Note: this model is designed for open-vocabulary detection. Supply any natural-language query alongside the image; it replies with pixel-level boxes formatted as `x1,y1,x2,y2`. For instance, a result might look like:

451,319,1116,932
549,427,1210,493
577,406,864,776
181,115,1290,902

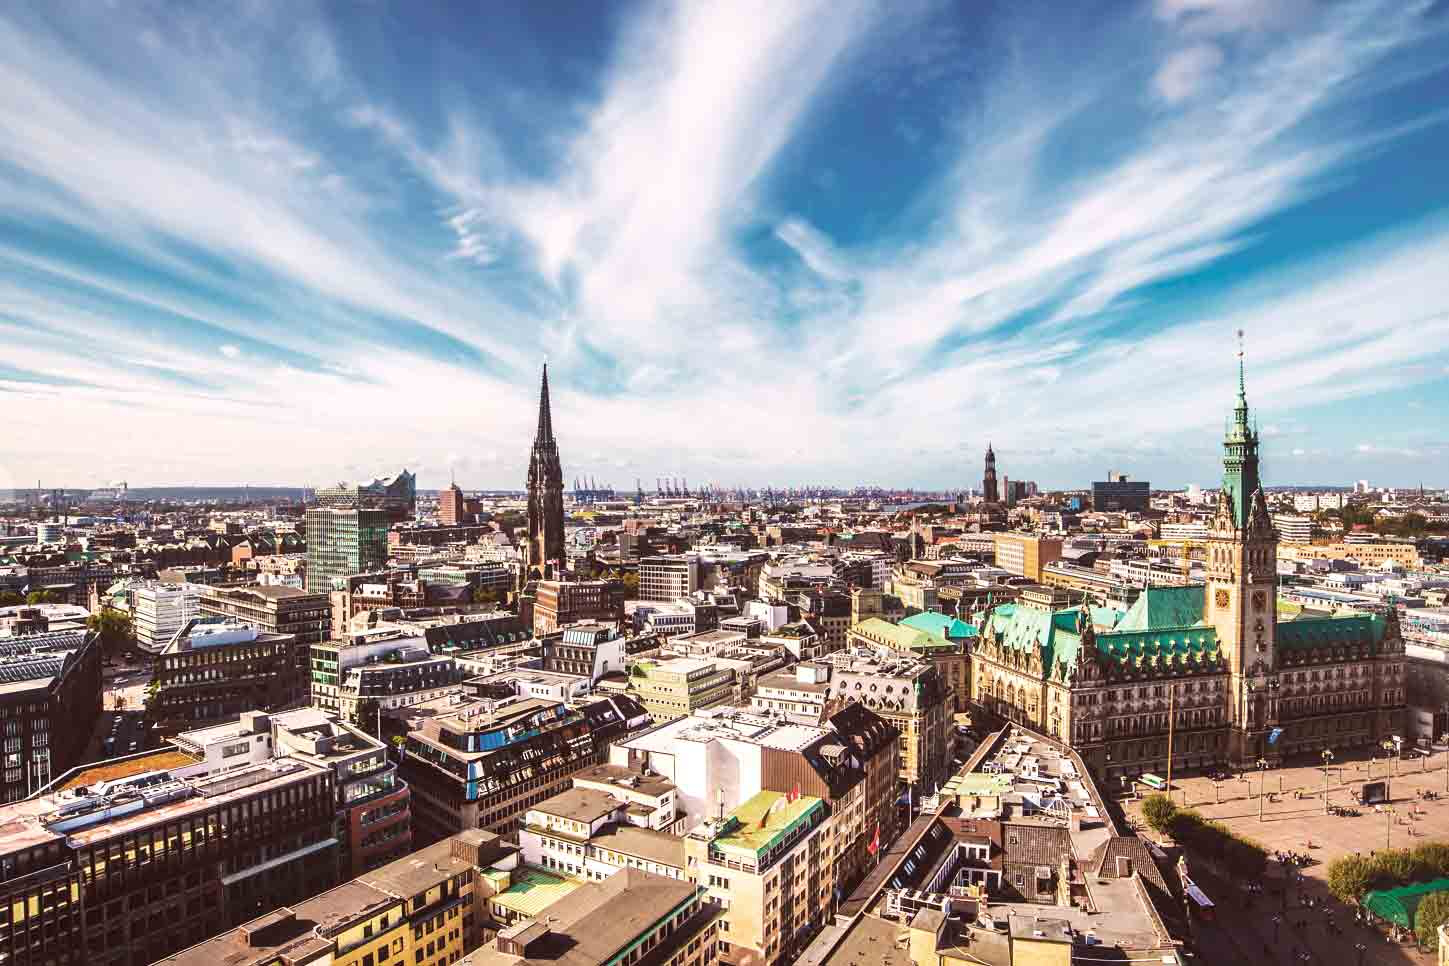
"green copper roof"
986,598,1222,675
983,603,1085,673
1096,627,1221,668
853,617,935,650
1114,586,1206,632
1276,614,1384,652
900,611,979,641
713,791,823,859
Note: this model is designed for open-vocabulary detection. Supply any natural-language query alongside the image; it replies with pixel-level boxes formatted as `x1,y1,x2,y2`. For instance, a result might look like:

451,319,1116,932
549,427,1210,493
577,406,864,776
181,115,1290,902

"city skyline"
3,1,1449,491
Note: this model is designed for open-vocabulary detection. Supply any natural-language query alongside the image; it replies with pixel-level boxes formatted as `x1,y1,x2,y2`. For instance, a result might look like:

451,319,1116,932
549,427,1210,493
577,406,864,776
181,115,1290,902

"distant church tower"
982,444,999,503
1204,334,1280,764
524,364,565,582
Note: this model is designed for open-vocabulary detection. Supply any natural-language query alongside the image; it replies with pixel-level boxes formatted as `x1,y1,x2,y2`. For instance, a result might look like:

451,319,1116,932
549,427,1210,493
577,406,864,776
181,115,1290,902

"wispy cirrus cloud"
0,0,1447,489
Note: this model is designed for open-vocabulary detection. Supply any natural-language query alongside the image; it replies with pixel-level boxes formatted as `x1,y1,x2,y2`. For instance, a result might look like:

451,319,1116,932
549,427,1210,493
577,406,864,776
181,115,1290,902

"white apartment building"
131,581,203,648
1273,513,1314,544
518,773,687,882
1158,522,1209,541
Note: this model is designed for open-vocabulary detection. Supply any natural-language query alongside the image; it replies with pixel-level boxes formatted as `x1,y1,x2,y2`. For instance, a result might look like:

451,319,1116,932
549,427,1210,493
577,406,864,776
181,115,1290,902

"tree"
470,586,500,608
1141,793,1176,834
87,606,134,662
1328,854,1377,903
1417,891,1449,950
0,591,23,607
26,589,60,605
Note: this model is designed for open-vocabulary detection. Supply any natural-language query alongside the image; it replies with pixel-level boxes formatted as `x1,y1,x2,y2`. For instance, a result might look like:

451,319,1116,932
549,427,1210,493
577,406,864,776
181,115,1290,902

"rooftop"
464,869,700,966
710,790,823,858
360,832,504,898
487,866,583,920
570,762,676,799
530,787,621,825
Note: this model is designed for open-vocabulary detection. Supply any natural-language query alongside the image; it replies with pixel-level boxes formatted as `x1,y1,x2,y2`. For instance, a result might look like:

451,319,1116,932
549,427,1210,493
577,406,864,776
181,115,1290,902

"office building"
992,532,1063,582
306,506,395,594
0,747,338,966
639,554,700,602
0,630,101,802
825,648,951,792
339,651,461,727
155,831,518,966
684,790,833,966
131,582,203,649
1091,473,1151,513
150,619,310,733
523,366,565,583
531,580,616,635
627,657,736,722
399,692,650,843
439,483,482,526
169,708,412,878
535,623,627,681
1272,513,1313,544
611,701,899,892
518,780,686,881
850,613,977,715
199,584,332,644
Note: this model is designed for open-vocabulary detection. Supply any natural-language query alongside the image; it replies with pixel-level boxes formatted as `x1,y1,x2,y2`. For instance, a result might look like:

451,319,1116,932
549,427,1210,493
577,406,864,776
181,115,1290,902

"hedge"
1328,842,1449,904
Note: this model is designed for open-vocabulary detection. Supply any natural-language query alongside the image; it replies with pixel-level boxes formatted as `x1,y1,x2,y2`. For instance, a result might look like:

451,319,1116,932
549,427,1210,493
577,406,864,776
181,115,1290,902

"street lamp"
1355,941,1367,966
1441,733,1449,794
1322,748,1334,815
1385,806,1395,850
1257,758,1269,822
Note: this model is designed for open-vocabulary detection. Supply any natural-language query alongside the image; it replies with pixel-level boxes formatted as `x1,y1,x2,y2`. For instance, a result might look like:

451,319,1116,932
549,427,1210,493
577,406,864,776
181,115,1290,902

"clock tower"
1205,336,1280,764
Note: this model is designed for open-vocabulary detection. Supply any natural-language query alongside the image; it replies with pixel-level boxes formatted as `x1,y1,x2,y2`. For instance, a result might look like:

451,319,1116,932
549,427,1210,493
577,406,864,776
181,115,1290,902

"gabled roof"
1276,613,1384,652
1113,586,1205,632
982,603,1085,673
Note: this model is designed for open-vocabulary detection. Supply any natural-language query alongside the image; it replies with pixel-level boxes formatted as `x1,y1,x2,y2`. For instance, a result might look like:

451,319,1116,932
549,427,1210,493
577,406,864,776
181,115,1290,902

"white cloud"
1155,0,1313,35
219,344,241,359
1154,44,1224,102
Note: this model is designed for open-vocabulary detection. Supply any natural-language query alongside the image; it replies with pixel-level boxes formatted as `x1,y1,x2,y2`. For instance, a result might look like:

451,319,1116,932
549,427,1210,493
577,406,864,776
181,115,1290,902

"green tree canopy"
1416,891,1449,950
87,606,134,660
1141,794,1176,834
1327,854,1376,903
0,591,23,607
26,589,61,605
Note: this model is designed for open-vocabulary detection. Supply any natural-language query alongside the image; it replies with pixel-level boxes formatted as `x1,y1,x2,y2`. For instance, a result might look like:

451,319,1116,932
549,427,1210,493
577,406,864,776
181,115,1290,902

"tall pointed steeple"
525,363,565,582
536,363,555,443
1221,329,1261,529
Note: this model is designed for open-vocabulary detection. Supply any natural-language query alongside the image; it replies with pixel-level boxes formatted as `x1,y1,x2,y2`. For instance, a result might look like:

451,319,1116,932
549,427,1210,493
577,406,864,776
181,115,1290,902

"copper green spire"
1221,330,1260,528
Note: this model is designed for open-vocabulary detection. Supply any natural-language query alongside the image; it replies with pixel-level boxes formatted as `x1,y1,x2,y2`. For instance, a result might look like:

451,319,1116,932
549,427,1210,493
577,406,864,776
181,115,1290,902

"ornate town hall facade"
971,360,1406,781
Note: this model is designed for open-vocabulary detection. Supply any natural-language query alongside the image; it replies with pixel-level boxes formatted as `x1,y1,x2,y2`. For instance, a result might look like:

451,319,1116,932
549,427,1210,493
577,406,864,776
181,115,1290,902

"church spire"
1221,330,1261,528
535,363,555,444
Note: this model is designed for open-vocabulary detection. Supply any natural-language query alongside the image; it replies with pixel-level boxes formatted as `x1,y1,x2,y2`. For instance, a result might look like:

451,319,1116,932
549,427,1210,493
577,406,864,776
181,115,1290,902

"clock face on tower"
1215,589,1230,608
1252,590,1267,610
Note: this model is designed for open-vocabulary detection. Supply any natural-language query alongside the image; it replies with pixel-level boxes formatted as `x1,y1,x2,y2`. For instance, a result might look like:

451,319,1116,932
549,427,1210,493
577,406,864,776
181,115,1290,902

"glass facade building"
305,506,392,593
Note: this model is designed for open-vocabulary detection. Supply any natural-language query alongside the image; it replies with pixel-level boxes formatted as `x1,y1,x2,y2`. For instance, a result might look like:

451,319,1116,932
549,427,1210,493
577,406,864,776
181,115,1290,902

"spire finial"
535,363,554,442
1236,328,1246,400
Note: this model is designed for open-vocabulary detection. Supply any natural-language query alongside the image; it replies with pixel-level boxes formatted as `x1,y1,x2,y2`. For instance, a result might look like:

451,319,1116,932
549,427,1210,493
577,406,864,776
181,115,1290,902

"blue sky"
2,0,1449,492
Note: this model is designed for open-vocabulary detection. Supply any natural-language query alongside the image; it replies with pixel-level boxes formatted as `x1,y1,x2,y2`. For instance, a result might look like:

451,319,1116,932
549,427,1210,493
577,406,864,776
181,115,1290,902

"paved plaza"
1125,751,1449,965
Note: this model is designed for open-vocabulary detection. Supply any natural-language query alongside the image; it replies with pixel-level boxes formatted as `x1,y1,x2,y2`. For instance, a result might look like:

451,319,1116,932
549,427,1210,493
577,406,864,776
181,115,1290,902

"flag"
791,781,800,803
867,824,880,856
